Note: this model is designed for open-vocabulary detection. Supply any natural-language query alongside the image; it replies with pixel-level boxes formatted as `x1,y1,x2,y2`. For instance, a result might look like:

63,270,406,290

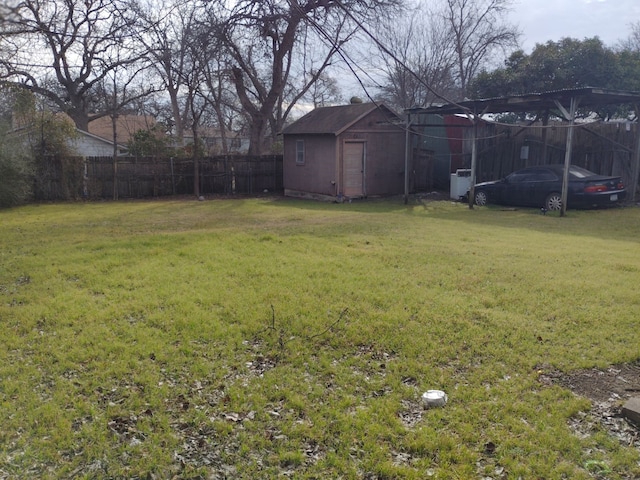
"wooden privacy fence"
79,155,283,199
473,121,639,190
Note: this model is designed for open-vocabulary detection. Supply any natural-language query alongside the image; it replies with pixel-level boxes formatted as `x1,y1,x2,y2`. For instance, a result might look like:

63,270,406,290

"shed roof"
406,87,640,116
282,102,400,136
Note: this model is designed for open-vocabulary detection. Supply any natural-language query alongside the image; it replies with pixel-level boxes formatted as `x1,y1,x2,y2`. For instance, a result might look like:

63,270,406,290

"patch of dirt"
538,362,640,451
554,363,640,403
414,191,451,201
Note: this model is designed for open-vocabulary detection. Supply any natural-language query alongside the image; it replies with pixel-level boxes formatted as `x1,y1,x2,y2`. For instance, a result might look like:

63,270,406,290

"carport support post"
468,118,478,209
631,105,640,203
540,111,550,165
558,96,579,217
404,113,412,204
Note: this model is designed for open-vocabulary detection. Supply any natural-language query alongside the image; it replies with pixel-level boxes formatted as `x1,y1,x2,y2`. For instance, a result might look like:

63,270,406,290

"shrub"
0,126,33,208
25,111,81,201
127,126,169,157
32,154,85,201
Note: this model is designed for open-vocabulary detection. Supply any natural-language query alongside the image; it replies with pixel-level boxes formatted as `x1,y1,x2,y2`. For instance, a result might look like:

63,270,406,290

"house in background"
87,114,157,146
61,113,156,157
67,114,158,156
70,129,128,156
182,126,250,155
9,111,131,156
281,101,406,201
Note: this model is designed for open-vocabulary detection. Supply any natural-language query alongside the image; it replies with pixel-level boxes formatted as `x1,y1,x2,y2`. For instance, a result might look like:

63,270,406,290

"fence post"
112,155,118,200
170,157,175,195
224,155,229,194
232,164,236,194
630,118,640,203
83,157,88,198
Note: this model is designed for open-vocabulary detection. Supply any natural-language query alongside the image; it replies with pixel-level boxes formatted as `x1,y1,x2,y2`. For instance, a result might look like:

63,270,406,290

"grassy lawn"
1,196,640,479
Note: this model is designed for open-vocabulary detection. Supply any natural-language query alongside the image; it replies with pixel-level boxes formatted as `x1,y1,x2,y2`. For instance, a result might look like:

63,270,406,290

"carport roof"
406,87,640,116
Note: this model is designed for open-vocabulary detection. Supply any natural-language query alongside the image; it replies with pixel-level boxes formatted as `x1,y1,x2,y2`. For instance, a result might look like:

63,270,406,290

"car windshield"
568,166,597,178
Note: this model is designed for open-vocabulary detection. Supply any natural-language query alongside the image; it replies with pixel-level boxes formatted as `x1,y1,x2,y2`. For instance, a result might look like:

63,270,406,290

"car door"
502,171,530,206
527,168,560,207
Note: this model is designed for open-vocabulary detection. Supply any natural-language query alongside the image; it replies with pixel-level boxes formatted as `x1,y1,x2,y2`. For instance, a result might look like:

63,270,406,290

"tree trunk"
66,107,91,132
169,85,185,145
247,114,268,156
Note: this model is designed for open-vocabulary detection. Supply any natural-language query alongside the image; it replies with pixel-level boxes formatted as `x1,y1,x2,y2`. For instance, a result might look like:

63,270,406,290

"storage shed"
282,102,406,201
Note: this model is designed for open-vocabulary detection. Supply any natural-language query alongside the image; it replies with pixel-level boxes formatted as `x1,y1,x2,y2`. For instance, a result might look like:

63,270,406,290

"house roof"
88,114,156,144
282,102,401,136
75,128,127,149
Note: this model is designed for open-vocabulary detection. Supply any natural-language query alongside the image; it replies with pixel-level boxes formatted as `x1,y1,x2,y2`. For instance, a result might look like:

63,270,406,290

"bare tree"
274,17,351,133
182,22,213,198
306,71,342,108
133,0,206,145
377,2,458,109
201,47,243,157
618,21,640,52
196,6,246,157
442,0,519,99
217,0,402,155
92,61,154,199
137,1,213,196
0,0,151,130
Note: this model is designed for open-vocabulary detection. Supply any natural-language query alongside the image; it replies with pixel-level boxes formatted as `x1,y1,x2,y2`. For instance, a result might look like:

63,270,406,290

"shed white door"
343,142,365,197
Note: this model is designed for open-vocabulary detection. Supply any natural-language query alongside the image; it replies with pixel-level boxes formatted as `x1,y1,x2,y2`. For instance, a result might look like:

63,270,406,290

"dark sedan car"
473,165,626,211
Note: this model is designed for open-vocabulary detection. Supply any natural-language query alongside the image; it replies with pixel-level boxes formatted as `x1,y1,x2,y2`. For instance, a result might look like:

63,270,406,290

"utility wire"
330,0,473,115
304,0,613,137
289,1,518,142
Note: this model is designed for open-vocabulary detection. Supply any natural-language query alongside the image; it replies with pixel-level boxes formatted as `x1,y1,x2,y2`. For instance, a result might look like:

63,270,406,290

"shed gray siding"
283,134,337,197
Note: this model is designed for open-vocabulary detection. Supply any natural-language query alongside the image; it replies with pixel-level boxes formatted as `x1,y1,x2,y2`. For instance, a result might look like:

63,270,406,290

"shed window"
296,140,305,165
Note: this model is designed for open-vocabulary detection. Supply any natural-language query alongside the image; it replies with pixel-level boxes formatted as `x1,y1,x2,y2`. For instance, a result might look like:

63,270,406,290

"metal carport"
405,87,640,216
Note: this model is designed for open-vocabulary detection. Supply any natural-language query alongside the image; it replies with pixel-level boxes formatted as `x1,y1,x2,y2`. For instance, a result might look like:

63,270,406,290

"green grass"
1,197,640,479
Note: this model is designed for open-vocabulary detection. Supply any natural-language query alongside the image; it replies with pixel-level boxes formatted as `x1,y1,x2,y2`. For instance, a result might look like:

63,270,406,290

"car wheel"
545,192,562,211
474,190,489,206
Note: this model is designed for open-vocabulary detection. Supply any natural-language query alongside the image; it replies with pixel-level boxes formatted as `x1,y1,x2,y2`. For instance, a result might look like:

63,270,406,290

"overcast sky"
509,0,640,52
332,0,640,103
